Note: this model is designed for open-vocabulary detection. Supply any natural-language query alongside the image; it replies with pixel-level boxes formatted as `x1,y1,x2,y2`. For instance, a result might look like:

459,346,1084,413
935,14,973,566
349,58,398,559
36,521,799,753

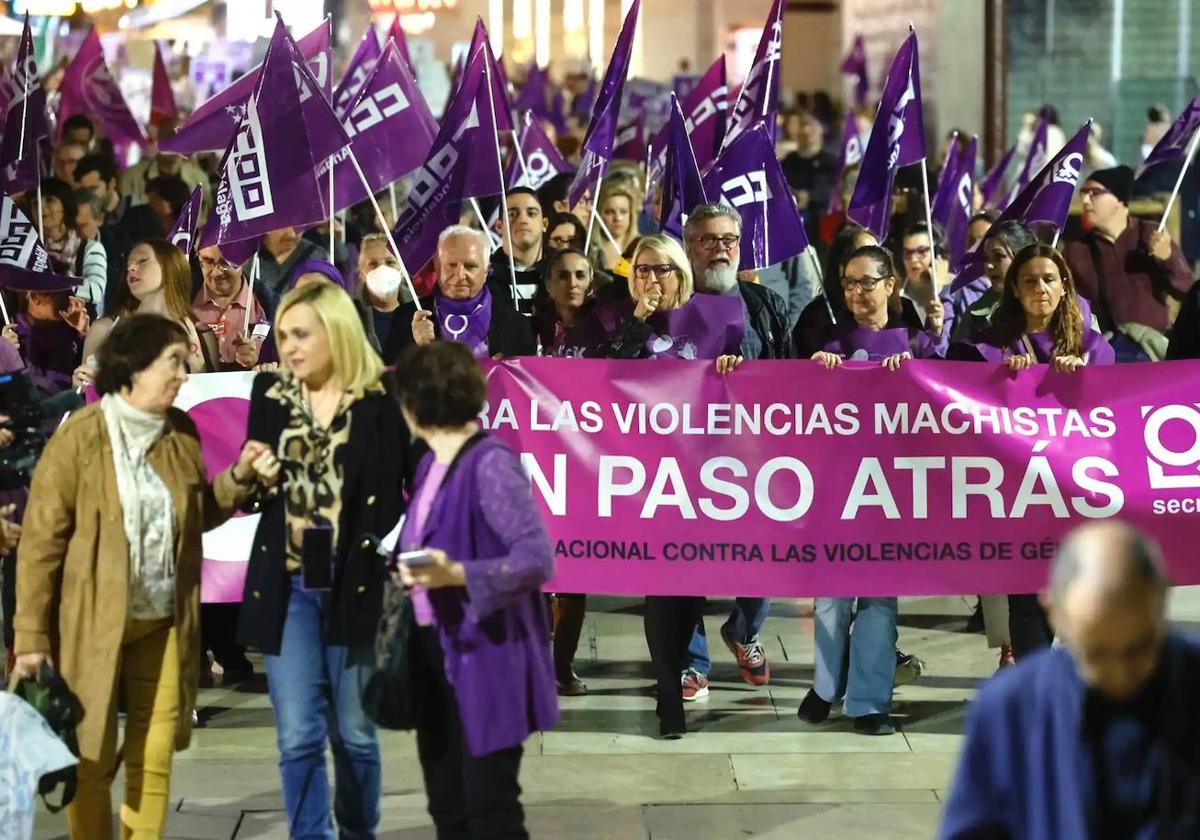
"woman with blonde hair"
73,238,219,388
237,280,413,837
594,177,642,271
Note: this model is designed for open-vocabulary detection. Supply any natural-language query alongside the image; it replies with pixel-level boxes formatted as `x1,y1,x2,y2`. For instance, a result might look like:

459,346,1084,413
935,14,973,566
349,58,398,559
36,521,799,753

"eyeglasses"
633,263,678,279
902,246,931,259
692,234,740,251
1079,187,1111,200
840,275,888,292
199,257,235,273
548,235,577,249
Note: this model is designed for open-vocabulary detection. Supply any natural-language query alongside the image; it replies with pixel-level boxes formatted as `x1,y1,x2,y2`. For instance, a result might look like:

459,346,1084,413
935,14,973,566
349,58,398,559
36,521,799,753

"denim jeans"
812,597,897,717
683,598,771,675
263,580,381,840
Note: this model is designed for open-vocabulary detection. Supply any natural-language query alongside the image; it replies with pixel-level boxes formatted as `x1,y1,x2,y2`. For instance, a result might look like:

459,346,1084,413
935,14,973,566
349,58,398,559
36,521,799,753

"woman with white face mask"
356,234,412,362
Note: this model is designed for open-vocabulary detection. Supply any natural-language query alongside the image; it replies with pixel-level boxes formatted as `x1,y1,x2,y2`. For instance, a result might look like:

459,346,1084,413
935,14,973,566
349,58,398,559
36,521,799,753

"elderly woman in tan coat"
12,314,272,840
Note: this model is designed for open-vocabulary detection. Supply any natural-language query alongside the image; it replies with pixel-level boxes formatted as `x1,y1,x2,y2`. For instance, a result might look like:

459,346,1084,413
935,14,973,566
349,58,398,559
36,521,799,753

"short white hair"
437,224,492,263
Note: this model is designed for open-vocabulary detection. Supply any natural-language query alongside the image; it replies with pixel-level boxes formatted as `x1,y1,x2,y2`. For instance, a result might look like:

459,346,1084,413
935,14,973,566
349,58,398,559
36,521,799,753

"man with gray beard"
670,204,792,702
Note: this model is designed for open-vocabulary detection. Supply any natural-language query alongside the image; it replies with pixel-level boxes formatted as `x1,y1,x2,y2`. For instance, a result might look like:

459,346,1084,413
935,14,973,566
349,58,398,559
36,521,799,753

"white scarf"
100,393,177,620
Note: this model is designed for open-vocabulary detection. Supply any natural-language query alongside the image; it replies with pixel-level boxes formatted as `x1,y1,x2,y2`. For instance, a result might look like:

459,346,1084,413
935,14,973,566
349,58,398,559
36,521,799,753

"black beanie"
1085,165,1134,204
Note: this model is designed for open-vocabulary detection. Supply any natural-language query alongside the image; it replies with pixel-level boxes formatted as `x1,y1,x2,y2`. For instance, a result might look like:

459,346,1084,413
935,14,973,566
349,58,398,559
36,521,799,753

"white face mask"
364,264,403,299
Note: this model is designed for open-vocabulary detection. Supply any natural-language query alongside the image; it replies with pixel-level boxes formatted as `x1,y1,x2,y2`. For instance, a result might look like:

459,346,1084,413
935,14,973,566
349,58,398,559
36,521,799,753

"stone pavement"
34,589,1200,838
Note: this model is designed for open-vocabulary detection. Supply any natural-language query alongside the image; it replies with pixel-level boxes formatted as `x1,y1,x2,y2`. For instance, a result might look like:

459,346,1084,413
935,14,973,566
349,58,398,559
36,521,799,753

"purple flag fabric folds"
572,76,597,122
612,113,645,162
840,34,869,108
647,56,727,197
0,195,78,292
827,110,864,214
151,41,178,126
979,143,1016,209
723,0,783,150
1009,111,1049,205
333,26,381,119
658,95,708,237
168,185,204,255
939,136,977,266
0,18,48,194
930,133,964,227
514,63,548,115
200,17,350,254
59,29,146,149
703,123,809,271
505,112,571,191
319,40,437,214
1138,91,1200,177
163,19,331,154
386,16,416,76
847,29,925,240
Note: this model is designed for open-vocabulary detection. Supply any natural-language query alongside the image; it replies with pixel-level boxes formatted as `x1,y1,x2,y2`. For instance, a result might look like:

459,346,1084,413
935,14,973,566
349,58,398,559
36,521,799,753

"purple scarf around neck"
435,286,493,359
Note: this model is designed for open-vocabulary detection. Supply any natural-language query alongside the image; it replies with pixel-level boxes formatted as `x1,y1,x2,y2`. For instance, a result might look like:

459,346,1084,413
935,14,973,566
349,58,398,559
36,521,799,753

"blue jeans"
683,598,771,675
263,581,381,840
812,597,897,717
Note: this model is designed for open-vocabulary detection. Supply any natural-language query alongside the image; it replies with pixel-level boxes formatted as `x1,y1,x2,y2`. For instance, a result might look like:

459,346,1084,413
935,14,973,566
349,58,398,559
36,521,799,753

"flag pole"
807,247,835,325
482,48,521,310
582,164,606,254
388,182,398,226
919,157,939,292
35,147,43,242
643,141,653,203
345,146,420,305
591,199,623,254
327,160,336,258
469,198,493,238
1158,126,1200,233
243,252,260,336
511,127,530,180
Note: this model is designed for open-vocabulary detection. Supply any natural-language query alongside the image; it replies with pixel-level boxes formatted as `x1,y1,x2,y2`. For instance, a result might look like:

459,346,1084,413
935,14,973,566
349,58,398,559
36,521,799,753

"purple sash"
435,286,493,359
967,328,1115,366
590,295,745,360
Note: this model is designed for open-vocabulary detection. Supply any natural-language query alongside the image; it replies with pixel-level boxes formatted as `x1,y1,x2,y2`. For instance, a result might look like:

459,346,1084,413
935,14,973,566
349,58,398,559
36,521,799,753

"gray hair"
437,224,492,263
684,203,742,237
74,187,105,220
1048,522,1169,604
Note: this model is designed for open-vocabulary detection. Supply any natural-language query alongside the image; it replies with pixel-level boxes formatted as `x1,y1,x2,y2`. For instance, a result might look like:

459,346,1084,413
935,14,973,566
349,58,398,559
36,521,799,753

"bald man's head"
1045,522,1168,700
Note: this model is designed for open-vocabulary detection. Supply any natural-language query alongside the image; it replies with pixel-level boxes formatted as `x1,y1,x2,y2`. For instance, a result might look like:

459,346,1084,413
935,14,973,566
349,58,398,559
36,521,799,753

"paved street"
34,589,1200,838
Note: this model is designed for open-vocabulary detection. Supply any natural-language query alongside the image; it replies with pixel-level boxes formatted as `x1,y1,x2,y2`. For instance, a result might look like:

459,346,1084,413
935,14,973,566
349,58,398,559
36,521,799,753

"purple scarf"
435,286,494,359
569,295,744,360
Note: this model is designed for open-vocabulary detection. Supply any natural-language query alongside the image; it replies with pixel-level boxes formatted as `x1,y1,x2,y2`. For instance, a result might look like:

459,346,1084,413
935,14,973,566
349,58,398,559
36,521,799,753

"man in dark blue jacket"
939,522,1200,840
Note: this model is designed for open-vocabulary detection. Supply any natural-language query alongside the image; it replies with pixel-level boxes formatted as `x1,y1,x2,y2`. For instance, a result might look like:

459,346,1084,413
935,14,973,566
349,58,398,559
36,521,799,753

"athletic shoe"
853,713,896,736
681,668,710,701
894,650,926,686
797,689,832,724
720,623,771,686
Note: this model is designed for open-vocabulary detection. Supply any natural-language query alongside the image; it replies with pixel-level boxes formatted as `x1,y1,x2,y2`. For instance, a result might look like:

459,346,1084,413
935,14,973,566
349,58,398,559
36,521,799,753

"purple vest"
414,435,559,755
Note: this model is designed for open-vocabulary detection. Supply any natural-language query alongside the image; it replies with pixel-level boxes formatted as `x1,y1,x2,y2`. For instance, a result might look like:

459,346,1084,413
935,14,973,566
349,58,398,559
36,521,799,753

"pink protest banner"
480,358,1200,598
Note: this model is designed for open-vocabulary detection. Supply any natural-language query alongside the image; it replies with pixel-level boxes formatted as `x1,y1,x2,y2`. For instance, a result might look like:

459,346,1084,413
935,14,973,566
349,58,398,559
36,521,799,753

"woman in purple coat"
391,341,558,839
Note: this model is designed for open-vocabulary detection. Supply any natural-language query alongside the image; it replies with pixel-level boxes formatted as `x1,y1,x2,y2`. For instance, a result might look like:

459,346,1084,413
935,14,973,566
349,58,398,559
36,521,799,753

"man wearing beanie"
1064,164,1195,361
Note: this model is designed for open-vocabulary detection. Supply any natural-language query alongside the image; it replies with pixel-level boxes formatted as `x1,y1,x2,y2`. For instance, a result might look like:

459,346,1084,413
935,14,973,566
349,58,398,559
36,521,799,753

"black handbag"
361,571,420,731
14,661,79,812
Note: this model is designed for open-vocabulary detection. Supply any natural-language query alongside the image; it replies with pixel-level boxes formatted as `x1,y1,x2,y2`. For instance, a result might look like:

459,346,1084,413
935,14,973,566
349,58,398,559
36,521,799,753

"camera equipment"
0,370,63,491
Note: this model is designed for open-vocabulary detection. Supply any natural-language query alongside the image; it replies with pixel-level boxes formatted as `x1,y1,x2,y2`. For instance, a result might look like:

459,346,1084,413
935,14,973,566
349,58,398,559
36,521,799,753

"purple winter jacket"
413,433,559,756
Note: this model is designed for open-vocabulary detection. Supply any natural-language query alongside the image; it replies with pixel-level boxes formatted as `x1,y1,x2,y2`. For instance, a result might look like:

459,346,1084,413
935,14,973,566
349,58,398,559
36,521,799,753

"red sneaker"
721,624,770,686
681,668,710,701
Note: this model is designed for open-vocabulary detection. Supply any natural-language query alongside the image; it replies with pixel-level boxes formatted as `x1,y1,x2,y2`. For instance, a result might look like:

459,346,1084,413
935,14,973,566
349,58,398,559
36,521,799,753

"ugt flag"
201,17,350,258
722,0,783,150
703,122,809,272
333,26,382,119
0,17,49,194
163,19,331,154
847,28,925,240
1138,91,1200,177
168,185,204,255
0,195,79,292
59,28,146,149
658,94,708,237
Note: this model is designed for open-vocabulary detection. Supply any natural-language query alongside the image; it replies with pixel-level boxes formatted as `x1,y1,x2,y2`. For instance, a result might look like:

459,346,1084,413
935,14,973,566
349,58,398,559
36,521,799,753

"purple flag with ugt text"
840,34,869,108
168,185,204,255
200,17,350,255
722,0,783,150
0,17,48,194
163,19,331,154
567,0,642,208
333,26,381,119
941,136,977,266
505,111,571,191
0,194,79,292
658,95,708,237
703,123,809,271
319,40,437,214
58,28,146,148
151,41,178,126
847,29,925,240
980,142,1016,210
1138,91,1200,177
827,110,864,214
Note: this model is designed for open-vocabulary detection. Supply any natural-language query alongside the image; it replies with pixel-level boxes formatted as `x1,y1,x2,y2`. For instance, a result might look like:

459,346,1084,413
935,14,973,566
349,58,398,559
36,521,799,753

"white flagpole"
388,181,398,226
1158,127,1200,233
345,146,420,305
469,198,493,238
327,160,336,258
482,48,521,310
1051,229,1062,249
35,148,43,242
919,157,939,292
243,252,260,336
807,247,835,325
593,209,623,254
582,164,606,254
643,141,653,203
511,127,530,181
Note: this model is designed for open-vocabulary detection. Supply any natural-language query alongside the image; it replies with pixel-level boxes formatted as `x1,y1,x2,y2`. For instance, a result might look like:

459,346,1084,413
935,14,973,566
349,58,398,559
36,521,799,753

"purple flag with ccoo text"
386,15,416,76
847,28,925,240
0,17,48,194
1138,91,1200,177
646,55,727,200
612,113,645,162
1008,111,1050,206
827,109,864,214
333,26,381,119
703,122,809,271
0,194,79,292
59,28,146,149
941,136,977,266
722,0,783,151
658,94,708,237
930,133,963,227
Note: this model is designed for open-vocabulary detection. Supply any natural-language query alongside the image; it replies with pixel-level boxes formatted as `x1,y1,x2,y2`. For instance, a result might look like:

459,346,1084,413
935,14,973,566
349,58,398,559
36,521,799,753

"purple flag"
1138,91,1200,176
953,122,1088,287
333,26,381,119
567,0,642,208
549,85,569,135
723,0,783,150
1008,111,1050,205
847,29,925,240
0,194,78,293
58,28,146,149
840,34,869,108
979,142,1016,209
827,110,864,214
612,113,645,162
168,185,204,255
200,17,350,254
505,112,571,191
319,40,437,214
647,55,727,195
941,136,977,266
387,15,416,76
659,95,708,237
703,123,809,271
460,20,516,137
572,76,597,122
514,63,547,115
163,19,331,154
930,133,963,227
151,41,178,126
0,17,48,194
